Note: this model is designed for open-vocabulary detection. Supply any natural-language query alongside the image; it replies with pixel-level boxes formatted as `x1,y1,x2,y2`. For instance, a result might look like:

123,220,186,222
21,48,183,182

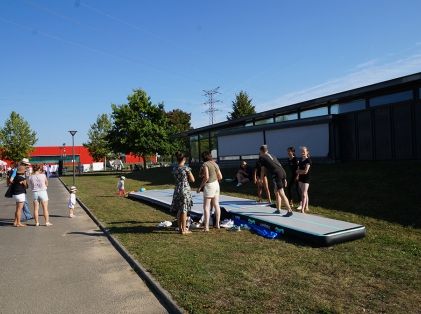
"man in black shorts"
258,145,293,217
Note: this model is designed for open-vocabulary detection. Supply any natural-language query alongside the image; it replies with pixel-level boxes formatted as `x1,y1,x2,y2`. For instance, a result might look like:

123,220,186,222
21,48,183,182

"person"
117,176,125,196
68,186,77,218
197,151,223,231
253,160,272,203
9,159,33,222
11,166,28,227
296,146,312,213
286,146,301,208
236,161,250,187
170,152,195,235
258,145,293,216
28,164,52,226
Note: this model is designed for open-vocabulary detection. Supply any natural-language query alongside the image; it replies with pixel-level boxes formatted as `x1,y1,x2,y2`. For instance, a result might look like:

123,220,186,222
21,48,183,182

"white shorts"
203,181,220,198
33,190,49,202
13,193,26,203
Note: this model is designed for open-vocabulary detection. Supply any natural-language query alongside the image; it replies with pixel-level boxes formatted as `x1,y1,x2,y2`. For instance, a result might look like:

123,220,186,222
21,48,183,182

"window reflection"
370,90,413,107
331,99,366,114
300,107,328,119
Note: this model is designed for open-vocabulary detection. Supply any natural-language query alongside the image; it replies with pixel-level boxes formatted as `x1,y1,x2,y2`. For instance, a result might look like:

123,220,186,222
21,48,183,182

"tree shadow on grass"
108,220,163,225
107,225,176,235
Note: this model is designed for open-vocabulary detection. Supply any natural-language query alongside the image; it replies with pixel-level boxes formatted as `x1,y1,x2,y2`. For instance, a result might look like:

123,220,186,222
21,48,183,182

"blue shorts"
33,190,49,202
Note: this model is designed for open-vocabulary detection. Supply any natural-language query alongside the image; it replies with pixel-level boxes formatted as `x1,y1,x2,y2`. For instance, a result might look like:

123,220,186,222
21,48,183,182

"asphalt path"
0,177,167,314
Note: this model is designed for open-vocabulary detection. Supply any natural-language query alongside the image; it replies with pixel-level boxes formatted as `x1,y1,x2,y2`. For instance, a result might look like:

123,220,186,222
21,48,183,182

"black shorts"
272,174,286,190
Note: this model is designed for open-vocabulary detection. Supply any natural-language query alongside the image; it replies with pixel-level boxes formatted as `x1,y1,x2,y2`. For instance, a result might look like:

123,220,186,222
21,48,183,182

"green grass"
62,162,421,314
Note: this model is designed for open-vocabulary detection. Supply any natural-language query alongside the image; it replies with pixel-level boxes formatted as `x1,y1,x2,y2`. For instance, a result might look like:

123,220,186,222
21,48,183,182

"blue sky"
1,0,421,146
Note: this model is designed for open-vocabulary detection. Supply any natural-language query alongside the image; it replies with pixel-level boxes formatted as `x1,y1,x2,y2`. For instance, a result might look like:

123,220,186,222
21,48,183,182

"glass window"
254,117,274,125
241,154,259,160
199,132,210,157
189,135,199,162
244,121,254,127
300,107,328,119
370,90,413,107
219,156,240,161
210,131,218,159
331,99,366,114
419,88,421,99
275,113,298,122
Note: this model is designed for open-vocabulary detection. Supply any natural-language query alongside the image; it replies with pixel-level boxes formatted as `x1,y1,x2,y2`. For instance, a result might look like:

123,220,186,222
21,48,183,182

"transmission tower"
203,87,222,125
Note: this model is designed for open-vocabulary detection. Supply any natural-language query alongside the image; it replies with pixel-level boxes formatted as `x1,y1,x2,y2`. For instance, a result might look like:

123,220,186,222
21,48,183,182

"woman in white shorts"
11,166,28,227
197,151,223,232
28,164,52,226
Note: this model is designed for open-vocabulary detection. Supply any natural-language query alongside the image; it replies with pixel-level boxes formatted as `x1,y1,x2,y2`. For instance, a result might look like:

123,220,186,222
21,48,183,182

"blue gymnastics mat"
128,189,365,246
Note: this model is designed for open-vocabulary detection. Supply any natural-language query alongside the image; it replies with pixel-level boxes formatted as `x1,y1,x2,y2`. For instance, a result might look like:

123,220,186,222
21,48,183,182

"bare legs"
274,187,292,214
203,196,221,231
263,177,272,203
13,202,25,227
299,182,310,213
178,211,191,234
33,200,51,225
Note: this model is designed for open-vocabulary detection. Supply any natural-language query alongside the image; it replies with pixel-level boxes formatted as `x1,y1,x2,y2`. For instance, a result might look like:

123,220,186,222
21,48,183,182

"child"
286,146,301,208
296,146,312,213
68,186,77,218
117,176,125,196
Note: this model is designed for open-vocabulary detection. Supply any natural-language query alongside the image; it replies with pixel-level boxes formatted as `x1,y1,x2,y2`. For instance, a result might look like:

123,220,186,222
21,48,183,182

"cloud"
259,52,421,111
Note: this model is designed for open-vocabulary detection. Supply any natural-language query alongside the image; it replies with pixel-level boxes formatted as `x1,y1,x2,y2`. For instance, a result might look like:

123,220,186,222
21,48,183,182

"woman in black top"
258,145,293,216
296,146,312,213
286,147,301,208
11,166,28,227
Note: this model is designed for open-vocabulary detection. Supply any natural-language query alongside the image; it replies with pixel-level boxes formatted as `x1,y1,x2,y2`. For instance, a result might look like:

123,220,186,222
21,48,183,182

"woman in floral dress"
171,152,195,234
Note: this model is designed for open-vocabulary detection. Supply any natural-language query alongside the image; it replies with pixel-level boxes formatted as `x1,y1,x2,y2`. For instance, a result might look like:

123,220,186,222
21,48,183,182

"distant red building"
28,146,154,165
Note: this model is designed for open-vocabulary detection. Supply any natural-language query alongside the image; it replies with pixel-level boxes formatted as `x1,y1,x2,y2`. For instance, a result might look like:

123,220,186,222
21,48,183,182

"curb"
59,178,184,314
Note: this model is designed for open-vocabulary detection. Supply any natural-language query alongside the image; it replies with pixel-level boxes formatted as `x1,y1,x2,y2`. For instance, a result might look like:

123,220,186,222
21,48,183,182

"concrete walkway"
0,178,167,314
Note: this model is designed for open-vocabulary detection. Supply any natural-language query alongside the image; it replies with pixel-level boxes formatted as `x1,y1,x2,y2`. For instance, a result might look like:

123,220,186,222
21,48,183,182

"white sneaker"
45,222,53,227
35,223,40,227
297,205,302,210
236,183,242,187
69,214,75,218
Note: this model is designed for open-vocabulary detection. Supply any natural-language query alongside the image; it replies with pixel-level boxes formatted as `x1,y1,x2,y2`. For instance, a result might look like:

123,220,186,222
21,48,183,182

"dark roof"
187,71,421,135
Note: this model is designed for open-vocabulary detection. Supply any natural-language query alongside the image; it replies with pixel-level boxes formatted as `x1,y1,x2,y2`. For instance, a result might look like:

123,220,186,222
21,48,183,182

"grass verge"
62,161,421,313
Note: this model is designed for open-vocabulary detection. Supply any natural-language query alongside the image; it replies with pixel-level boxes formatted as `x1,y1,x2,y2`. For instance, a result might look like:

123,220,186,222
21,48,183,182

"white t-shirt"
28,173,48,192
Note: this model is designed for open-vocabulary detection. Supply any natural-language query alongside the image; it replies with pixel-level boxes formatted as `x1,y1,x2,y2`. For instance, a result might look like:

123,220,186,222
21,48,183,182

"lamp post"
68,131,77,186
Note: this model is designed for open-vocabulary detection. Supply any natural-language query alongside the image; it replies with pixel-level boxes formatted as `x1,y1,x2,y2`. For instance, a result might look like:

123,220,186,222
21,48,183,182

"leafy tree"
0,111,37,162
167,109,192,153
227,90,256,120
83,113,112,162
107,89,172,169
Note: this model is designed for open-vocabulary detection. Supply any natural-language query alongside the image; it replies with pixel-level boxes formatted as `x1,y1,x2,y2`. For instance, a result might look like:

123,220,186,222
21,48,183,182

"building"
186,72,421,164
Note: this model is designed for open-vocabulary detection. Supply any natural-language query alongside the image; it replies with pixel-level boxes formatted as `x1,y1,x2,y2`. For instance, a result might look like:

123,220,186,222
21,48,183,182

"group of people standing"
170,144,312,234
6,159,52,227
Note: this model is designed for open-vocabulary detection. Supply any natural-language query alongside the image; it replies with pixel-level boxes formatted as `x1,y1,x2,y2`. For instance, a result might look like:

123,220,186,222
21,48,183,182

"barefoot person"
28,164,52,226
197,151,223,231
297,146,312,213
11,166,28,227
286,146,301,208
170,152,195,234
258,145,293,216
253,160,272,203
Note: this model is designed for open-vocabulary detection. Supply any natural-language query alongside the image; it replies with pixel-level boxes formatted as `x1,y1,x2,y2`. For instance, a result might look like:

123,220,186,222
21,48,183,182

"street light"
68,130,77,186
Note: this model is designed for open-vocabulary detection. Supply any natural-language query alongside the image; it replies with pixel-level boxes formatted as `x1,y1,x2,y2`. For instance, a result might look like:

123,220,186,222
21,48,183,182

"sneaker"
273,209,281,214
236,183,242,187
45,222,53,227
283,211,293,217
35,223,40,227
297,205,302,210
69,214,75,218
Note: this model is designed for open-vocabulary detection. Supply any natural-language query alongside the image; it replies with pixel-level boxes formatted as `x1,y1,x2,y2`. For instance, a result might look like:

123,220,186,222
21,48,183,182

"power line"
203,87,222,125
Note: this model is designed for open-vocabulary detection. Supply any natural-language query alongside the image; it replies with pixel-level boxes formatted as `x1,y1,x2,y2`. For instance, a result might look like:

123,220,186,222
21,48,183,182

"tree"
83,113,112,162
107,89,172,169
166,109,192,153
227,90,256,120
0,111,37,162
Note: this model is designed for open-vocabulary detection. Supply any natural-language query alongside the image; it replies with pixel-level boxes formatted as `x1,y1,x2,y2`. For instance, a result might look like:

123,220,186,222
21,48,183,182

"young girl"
11,166,28,227
286,146,301,208
117,176,125,197
170,152,195,235
68,186,77,218
296,146,312,213
253,160,272,203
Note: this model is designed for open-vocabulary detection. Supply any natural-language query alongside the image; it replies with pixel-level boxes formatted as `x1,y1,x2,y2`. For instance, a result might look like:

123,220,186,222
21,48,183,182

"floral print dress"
171,165,193,213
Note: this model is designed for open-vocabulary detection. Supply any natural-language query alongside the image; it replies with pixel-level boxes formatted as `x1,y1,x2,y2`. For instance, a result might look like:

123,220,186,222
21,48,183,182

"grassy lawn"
61,161,421,314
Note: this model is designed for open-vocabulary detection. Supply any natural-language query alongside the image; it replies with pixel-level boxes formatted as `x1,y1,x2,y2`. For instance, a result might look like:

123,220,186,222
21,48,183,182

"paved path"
0,178,167,314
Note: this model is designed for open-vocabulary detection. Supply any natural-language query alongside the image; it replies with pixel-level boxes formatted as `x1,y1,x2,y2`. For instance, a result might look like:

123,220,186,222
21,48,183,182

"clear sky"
1,0,421,146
